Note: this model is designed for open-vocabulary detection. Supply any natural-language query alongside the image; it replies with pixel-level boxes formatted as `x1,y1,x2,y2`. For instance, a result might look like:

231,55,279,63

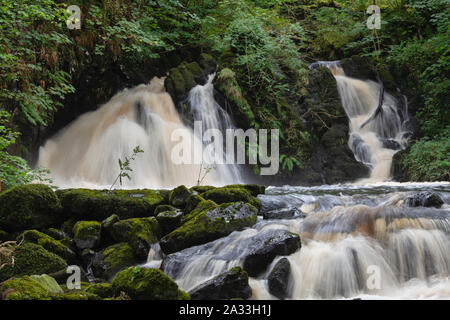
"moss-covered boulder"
112,266,189,300
58,189,166,221
0,184,62,232
0,275,51,300
85,283,114,298
29,274,63,294
156,210,183,235
188,267,252,300
20,230,77,263
73,221,102,250
110,217,160,260
0,242,67,282
91,242,137,280
160,202,258,254
184,194,206,214
169,185,192,208
225,184,266,197
200,187,261,211
154,204,178,216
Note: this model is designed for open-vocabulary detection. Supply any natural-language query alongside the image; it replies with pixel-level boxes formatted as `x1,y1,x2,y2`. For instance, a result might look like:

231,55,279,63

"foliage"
110,146,144,190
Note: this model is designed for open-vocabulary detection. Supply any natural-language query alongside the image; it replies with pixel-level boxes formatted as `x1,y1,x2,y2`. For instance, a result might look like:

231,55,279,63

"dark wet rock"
263,207,305,220
169,185,192,208
242,229,301,277
406,192,444,208
267,258,291,299
160,202,258,254
72,221,101,250
381,138,402,150
188,267,252,300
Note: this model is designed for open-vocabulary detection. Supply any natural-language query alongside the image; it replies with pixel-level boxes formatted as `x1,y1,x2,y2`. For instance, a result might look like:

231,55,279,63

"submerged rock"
242,229,301,277
160,202,258,254
406,192,444,208
188,267,252,300
267,258,291,299
112,266,189,300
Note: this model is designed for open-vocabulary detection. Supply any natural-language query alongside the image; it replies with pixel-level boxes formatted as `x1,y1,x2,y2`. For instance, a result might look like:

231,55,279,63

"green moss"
1,275,50,300
0,242,68,282
190,185,215,194
225,184,266,197
58,188,166,221
112,267,189,300
20,230,75,262
184,194,206,214
91,242,136,280
85,283,114,298
160,202,257,254
30,274,63,294
201,187,261,211
181,199,218,224
0,184,62,232
50,292,101,300
154,204,178,216
169,185,192,207
73,221,101,249
156,210,183,235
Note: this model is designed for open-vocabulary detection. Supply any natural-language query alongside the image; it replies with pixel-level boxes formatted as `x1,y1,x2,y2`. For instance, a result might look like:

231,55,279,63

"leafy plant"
110,146,144,190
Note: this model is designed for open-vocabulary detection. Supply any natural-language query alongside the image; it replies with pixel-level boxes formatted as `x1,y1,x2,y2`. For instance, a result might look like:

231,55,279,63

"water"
37,76,240,189
158,182,450,299
311,61,411,182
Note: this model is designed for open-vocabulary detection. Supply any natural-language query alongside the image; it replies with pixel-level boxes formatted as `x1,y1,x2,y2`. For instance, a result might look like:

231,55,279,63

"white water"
37,76,240,189
312,61,411,182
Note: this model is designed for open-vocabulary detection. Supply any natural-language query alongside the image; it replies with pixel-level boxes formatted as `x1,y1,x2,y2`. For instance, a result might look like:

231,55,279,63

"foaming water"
38,76,240,188
158,183,450,300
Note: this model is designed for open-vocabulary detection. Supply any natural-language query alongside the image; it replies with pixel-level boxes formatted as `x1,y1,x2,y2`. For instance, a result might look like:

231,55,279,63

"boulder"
0,184,62,232
0,275,50,300
91,242,137,280
169,185,192,208
267,258,291,299
72,221,102,250
111,266,189,300
30,274,63,294
242,229,301,277
200,187,261,211
160,202,258,254
188,267,251,300
85,283,114,298
406,192,444,208
156,210,183,235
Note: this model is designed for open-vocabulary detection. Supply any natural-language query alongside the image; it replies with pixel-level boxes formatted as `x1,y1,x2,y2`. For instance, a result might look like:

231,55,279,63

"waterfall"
37,76,240,188
311,61,411,182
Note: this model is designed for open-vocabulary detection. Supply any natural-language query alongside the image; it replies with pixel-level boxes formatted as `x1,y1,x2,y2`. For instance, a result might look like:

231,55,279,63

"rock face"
0,184,62,232
242,229,301,277
267,258,291,299
111,266,189,300
188,267,252,300
406,192,444,208
160,202,258,254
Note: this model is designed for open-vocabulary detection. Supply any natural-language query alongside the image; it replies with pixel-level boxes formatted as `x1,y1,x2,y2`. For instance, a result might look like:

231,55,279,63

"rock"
188,267,251,300
20,230,77,263
110,217,160,260
43,228,66,241
381,138,402,150
169,185,192,208
30,274,63,294
156,210,183,235
263,207,305,220
111,266,189,300
200,187,261,211
0,242,68,282
406,192,444,208
154,204,178,216
58,189,166,221
160,202,258,254
73,221,102,250
184,194,205,214
91,242,137,280
267,258,291,299
0,184,62,232
242,229,301,277
85,283,114,298
225,184,266,197
101,214,120,230
0,275,50,300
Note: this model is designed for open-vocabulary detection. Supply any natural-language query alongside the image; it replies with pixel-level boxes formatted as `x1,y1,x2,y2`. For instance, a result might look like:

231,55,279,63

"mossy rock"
0,242,68,283
0,184,62,232
73,221,102,250
50,291,101,300
225,184,266,197
30,274,63,294
0,275,51,300
190,185,216,194
200,187,261,211
184,194,206,214
169,185,192,208
160,202,258,254
20,230,76,263
110,217,160,260
154,204,178,216
43,228,66,241
181,199,218,224
112,266,189,300
85,283,114,298
91,242,137,280
58,189,166,221
156,210,183,235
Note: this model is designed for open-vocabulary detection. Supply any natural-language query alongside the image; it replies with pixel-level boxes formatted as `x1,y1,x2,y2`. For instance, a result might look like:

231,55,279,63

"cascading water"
310,61,411,182
157,183,450,299
37,75,240,188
